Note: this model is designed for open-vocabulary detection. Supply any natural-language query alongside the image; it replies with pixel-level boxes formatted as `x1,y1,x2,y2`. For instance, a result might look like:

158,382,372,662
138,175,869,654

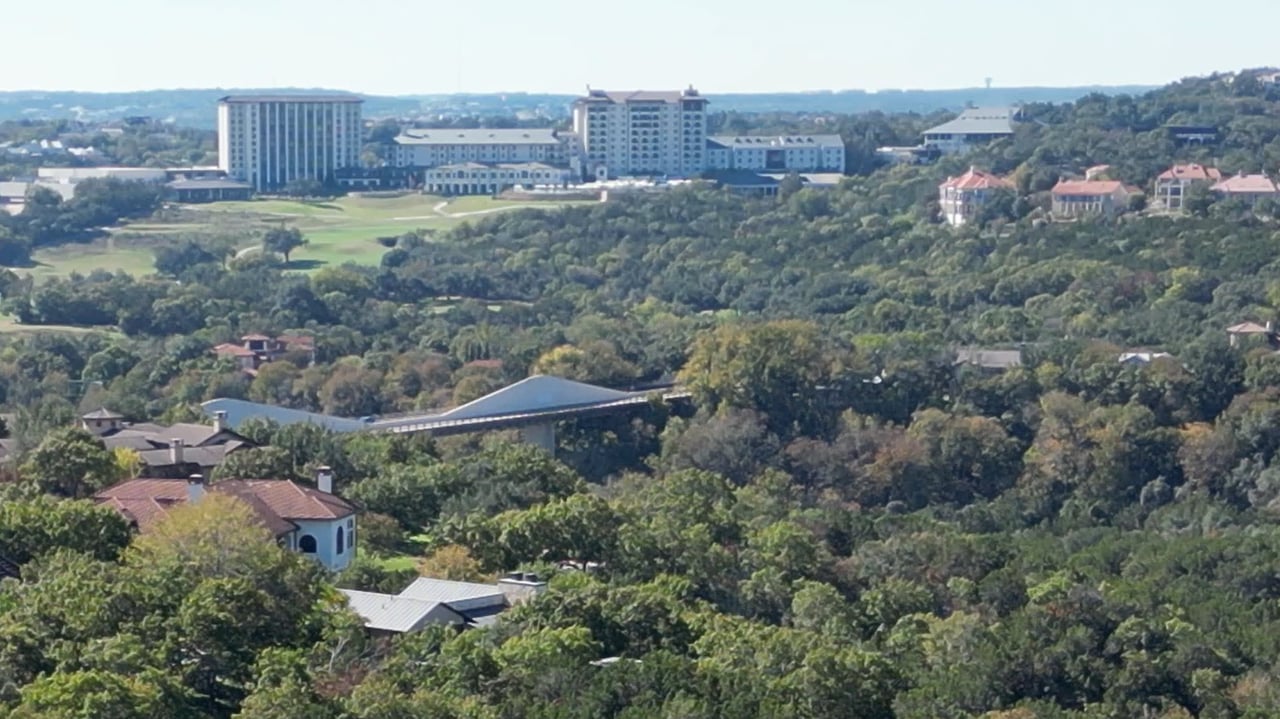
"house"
1211,173,1280,205
1119,351,1174,365
1085,165,1112,181
922,107,1019,154
95,467,357,572
1154,164,1223,211
1227,321,1279,348
702,169,781,197
213,334,316,374
341,573,548,634
167,179,253,203
81,408,256,478
955,348,1023,370
1050,180,1134,219
1165,125,1218,145
938,167,1014,227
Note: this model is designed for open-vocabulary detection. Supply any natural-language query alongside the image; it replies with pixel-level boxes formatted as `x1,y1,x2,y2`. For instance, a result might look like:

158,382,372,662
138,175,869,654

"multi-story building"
217,94,363,191
391,128,566,168
938,167,1013,226
1051,179,1136,219
1212,173,1280,206
420,162,573,195
571,88,708,180
923,107,1019,154
1153,163,1222,211
705,135,846,173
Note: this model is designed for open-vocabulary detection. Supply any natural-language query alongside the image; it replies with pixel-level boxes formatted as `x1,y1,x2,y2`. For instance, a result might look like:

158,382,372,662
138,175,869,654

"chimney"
213,411,227,433
170,438,184,465
497,572,548,605
316,465,333,494
186,474,205,504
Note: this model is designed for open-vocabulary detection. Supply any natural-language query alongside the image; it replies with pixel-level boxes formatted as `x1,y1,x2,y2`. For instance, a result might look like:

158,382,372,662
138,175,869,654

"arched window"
336,526,345,555
299,534,317,553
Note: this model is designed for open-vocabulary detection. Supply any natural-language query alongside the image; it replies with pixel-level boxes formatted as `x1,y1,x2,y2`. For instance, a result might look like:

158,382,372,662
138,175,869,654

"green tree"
262,226,308,264
21,427,122,498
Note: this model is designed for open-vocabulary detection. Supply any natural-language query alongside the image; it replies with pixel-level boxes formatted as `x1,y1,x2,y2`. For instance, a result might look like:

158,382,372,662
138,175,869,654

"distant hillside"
0,85,1156,128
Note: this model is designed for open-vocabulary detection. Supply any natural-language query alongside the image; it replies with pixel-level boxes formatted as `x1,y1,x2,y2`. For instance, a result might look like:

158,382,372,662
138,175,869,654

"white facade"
217,95,363,191
705,135,845,173
421,162,572,195
572,88,708,180
392,129,566,168
291,515,356,572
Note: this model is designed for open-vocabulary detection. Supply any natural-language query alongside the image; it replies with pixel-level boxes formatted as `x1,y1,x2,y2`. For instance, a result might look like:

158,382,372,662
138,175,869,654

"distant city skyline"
4,0,1277,95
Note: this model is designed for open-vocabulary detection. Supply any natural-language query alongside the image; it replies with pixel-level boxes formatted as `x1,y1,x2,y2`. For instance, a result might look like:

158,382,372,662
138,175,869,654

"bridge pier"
519,422,556,453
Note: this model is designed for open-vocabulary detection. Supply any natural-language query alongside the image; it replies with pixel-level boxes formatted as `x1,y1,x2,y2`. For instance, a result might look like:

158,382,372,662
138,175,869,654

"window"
347,519,354,549
336,527,345,555
299,535,317,553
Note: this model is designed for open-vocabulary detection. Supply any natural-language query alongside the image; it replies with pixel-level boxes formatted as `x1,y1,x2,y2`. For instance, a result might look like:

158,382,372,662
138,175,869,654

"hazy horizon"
3,0,1275,96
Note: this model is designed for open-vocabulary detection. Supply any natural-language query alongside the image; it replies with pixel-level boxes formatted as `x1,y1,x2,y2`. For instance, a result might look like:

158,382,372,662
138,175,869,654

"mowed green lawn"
17,193,569,279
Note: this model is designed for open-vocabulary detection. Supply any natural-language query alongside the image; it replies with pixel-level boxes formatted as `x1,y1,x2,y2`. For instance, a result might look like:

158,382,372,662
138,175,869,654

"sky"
5,0,1278,95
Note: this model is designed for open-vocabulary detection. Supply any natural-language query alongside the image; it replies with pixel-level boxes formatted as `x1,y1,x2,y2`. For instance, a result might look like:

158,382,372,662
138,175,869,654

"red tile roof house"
1050,180,1136,220
938,167,1014,227
1153,164,1223,211
212,333,317,375
95,467,357,572
1211,173,1280,206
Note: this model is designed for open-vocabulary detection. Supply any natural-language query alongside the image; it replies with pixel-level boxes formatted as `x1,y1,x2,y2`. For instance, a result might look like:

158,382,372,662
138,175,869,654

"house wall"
294,515,355,571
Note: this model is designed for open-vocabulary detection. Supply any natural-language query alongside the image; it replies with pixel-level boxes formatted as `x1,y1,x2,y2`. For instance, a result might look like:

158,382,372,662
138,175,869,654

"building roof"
167,179,252,191
707,134,845,150
430,375,637,423
82,407,124,420
1212,173,1279,194
0,181,30,199
924,107,1018,137
95,477,355,535
202,398,372,432
219,94,363,104
1051,180,1127,196
340,590,465,632
1227,321,1274,334
1119,352,1174,364
395,128,560,146
212,343,257,358
578,89,701,104
703,169,780,187
1157,164,1222,181
955,349,1023,369
939,167,1013,191
398,577,508,610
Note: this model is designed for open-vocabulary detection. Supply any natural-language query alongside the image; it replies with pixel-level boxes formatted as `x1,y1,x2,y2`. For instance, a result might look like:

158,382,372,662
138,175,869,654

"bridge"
202,375,692,452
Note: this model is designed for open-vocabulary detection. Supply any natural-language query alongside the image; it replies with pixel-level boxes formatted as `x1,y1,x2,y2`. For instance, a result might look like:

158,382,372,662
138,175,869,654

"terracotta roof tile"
1052,180,1126,196
1212,173,1279,194
213,343,256,358
939,167,1012,191
1157,164,1222,181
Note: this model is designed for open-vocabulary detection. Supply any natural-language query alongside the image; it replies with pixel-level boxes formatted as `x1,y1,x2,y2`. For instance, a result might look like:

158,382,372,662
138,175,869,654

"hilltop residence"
95,467,357,571
1153,164,1222,211
923,107,1019,154
1211,173,1280,205
81,408,255,478
1050,179,1136,219
342,573,547,634
938,167,1014,227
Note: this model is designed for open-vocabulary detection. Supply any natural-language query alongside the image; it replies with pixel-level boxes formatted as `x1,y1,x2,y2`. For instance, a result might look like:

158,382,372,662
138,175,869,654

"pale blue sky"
6,0,1277,94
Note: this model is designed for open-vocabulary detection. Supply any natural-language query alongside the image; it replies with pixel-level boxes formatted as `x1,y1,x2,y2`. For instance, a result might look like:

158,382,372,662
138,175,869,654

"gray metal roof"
219,94,362,104
395,128,560,146
201,398,371,432
340,589,465,633
708,134,845,150
924,107,1017,137
955,349,1023,369
167,179,252,191
397,577,507,613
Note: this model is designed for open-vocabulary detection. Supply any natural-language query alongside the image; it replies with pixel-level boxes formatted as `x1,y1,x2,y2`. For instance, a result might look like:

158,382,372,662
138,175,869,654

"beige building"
217,94,363,191
938,167,1013,226
391,128,566,168
1051,180,1135,219
705,135,845,173
1211,173,1280,206
1153,164,1222,211
572,88,708,180
421,162,572,195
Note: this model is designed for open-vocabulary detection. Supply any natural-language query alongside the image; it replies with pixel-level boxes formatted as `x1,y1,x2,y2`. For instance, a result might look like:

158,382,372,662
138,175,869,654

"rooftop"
398,577,508,606
219,94,363,104
95,477,355,535
707,134,845,150
1051,179,1127,196
395,128,560,146
955,348,1023,369
579,89,702,104
167,179,253,191
924,107,1018,137
1212,173,1279,194
940,167,1013,191
340,590,464,632
1157,164,1223,181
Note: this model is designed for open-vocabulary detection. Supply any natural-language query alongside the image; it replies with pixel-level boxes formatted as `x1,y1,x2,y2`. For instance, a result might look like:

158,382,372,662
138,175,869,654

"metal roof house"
923,107,1019,154
342,573,547,634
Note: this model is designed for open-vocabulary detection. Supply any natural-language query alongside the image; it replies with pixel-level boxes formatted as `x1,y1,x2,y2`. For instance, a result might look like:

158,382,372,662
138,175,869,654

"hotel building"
571,88,708,180
217,94,363,191
391,128,567,168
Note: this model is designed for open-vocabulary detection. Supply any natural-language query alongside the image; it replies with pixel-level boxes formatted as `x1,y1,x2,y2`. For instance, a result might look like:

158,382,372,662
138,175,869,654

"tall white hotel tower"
217,94,363,191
